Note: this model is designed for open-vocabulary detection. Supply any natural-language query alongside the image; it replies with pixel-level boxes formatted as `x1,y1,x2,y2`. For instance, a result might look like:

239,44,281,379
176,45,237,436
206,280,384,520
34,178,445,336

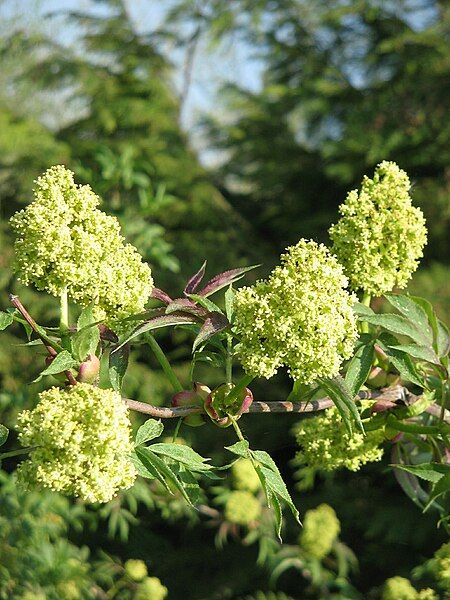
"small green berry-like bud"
231,459,261,493
299,504,340,559
77,354,100,383
135,577,168,600
224,490,261,526
16,383,136,503
124,559,148,582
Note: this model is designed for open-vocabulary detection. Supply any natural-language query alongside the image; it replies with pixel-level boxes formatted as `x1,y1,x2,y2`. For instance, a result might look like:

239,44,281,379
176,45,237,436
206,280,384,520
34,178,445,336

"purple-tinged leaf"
197,265,260,297
184,261,207,295
98,324,119,343
115,313,200,350
166,298,208,318
193,312,229,353
151,288,172,304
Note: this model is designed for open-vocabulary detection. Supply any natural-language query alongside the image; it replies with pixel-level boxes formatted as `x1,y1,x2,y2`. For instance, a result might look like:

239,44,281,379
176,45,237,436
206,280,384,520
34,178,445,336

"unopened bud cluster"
299,504,340,559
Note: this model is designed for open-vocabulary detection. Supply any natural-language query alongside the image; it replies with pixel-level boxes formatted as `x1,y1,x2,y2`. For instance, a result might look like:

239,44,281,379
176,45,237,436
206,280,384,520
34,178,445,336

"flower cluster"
231,458,261,493
16,383,136,503
381,577,436,600
224,490,261,526
10,165,153,323
135,577,168,600
329,161,427,296
299,504,340,559
124,559,148,582
233,239,357,383
294,405,384,472
423,542,450,593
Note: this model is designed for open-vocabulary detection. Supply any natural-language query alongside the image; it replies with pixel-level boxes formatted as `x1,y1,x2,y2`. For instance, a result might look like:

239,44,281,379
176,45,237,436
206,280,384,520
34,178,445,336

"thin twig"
125,387,444,420
9,294,77,386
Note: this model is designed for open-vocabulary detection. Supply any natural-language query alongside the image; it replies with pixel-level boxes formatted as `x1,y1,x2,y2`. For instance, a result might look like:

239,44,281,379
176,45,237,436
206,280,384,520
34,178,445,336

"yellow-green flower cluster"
381,577,423,600
427,542,450,591
233,239,357,382
225,490,261,526
231,458,261,493
10,165,153,323
135,577,168,600
124,559,148,582
294,405,384,472
16,383,136,503
329,161,427,296
299,504,340,560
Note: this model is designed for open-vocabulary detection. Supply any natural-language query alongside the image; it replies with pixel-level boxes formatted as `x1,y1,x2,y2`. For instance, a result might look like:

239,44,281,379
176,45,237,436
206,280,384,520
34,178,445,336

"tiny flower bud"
204,384,253,427
77,354,100,383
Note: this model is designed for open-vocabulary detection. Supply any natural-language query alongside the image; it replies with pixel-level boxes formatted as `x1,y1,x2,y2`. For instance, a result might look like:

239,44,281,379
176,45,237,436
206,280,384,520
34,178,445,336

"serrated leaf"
150,443,213,471
384,294,433,343
437,320,450,358
197,265,260,297
345,342,375,396
360,313,431,347
388,344,439,365
353,302,375,318
320,375,364,435
0,311,13,331
184,260,207,294
425,472,450,512
109,343,129,392
192,312,229,353
33,350,77,382
225,440,250,458
393,463,449,484
116,314,199,350
0,424,8,447
77,306,96,330
134,446,193,504
151,288,172,304
135,419,164,445
72,323,100,362
386,347,425,388
130,451,156,479
165,298,207,318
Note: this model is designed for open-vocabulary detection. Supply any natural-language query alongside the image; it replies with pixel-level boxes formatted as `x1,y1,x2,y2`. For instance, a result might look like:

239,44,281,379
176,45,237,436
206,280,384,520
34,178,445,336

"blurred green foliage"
0,0,448,598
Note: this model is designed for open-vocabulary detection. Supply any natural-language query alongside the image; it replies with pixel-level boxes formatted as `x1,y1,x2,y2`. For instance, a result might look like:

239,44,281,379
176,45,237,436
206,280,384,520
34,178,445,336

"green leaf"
135,419,164,445
353,302,375,318
134,446,193,504
384,294,433,342
360,314,430,347
393,463,449,484
225,440,250,458
0,311,13,331
345,342,375,396
117,314,199,349
0,424,8,447
77,305,96,330
225,285,234,321
149,443,213,471
437,320,450,358
187,294,223,314
385,347,425,388
319,375,364,435
33,350,77,382
425,472,450,512
72,323,100,362
109,344,129,392
388,344,439,365
130,451,156,479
